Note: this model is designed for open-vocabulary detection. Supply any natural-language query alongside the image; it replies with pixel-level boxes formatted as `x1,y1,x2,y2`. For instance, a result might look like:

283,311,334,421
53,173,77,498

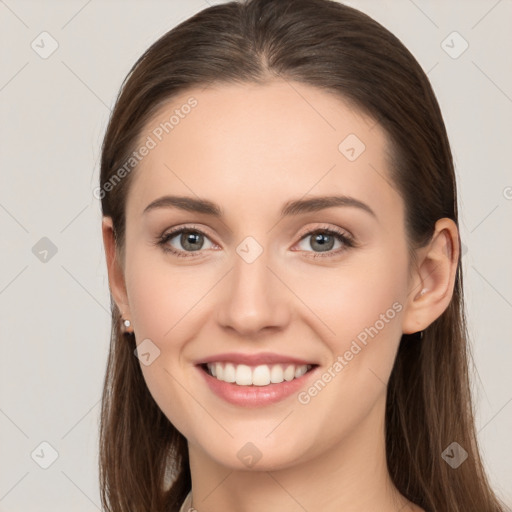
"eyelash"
154,224,356,259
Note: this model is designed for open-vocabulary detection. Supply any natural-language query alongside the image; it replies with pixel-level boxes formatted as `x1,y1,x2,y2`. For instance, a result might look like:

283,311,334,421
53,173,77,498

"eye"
155,224,355,259
156,225,216,258
295,226,355,258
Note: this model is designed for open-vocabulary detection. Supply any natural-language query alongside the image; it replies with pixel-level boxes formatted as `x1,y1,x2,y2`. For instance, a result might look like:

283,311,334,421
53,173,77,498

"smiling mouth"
199,362,317,386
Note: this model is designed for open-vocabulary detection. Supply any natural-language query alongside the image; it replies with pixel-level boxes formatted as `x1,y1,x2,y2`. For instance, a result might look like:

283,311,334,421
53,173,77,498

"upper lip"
195,352,317,366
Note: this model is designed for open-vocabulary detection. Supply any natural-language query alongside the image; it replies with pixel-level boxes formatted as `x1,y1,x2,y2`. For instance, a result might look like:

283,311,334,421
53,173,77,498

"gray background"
0,0,511,510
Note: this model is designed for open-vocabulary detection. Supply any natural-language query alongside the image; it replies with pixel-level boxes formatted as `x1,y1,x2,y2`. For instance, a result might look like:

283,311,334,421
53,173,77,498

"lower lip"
197,365,318,407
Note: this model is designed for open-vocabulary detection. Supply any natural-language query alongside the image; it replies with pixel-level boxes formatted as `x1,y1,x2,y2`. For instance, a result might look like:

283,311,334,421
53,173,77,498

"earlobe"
102,216,130,317
402,218,460,335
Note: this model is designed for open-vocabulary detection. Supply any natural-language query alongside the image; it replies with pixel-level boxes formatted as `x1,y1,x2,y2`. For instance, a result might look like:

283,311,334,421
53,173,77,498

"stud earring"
121,317,134,334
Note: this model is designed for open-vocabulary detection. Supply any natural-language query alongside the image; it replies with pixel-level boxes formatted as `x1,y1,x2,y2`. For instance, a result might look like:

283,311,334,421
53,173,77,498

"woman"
98,0,507,510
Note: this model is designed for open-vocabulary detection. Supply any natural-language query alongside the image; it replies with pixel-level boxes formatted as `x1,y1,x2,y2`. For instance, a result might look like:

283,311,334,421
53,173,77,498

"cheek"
123,248,218,432
289,254,407,446
299,253,408,420
125,247,206,341
289,250,408,353
122,273,189,435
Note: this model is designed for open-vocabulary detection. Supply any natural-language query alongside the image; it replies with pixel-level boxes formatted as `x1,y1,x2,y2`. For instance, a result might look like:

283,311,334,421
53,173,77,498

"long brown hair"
98,1,506,510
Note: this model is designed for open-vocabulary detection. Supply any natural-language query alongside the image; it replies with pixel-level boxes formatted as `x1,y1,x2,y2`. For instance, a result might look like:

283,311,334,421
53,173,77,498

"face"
115,80,415,471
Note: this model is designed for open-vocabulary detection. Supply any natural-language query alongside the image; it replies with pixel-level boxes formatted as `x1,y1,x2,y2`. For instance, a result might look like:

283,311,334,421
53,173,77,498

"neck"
186,394,417,512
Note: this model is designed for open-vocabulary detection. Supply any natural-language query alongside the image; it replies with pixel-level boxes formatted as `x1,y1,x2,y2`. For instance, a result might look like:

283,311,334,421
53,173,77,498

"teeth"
295,365,307,378
252,365,270,386
284,365,295,381
235,364,253,385
270,365,283,383
224,363,236,383
205,362,312,386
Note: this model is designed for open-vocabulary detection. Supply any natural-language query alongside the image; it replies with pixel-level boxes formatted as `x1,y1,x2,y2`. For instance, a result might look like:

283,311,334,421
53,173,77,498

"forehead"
126,80,400,222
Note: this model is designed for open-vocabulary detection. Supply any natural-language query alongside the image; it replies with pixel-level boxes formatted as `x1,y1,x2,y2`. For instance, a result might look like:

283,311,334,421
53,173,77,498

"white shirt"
178,491,193,512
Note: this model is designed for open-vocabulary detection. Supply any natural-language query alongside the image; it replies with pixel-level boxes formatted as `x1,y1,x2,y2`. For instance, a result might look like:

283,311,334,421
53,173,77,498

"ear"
102,216,130,317
402,218,460,334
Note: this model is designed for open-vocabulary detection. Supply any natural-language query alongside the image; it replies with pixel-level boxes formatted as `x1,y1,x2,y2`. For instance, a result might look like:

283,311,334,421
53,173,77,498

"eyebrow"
143,194,376,219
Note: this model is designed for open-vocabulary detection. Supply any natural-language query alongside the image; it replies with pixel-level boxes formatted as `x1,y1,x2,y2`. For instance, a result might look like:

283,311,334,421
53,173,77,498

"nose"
215,250,290,337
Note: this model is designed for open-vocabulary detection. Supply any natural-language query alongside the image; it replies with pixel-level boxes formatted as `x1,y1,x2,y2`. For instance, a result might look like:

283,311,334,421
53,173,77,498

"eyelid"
295,223,353,242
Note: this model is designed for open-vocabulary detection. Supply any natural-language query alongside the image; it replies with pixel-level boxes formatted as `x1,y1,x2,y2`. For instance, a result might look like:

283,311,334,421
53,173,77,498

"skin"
102,80,459,512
